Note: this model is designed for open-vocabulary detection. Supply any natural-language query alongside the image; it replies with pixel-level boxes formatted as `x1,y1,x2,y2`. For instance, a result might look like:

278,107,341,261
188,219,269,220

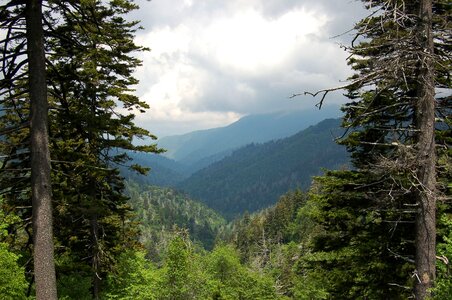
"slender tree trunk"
25,1,58,299
414,0,436,298
91,214,101,300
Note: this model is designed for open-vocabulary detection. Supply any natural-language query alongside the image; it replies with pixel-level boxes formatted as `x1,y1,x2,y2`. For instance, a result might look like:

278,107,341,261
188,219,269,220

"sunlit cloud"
128,0,366,137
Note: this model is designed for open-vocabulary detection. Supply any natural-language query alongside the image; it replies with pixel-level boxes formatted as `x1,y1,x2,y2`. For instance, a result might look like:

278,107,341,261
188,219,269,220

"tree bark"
414,0,436,298
91,214,101,300
25,1,58,299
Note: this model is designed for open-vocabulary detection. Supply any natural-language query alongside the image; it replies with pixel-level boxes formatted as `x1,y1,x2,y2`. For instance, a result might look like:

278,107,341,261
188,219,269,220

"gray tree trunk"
25,0,58,299
414,0,436,298
91,214,101,300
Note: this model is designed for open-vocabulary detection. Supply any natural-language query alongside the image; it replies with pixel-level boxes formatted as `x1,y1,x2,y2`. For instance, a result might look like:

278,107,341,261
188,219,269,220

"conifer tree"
1,0,161,297
1,1,58,298
301,0,450,298
45,1,162,297
26,1,57,297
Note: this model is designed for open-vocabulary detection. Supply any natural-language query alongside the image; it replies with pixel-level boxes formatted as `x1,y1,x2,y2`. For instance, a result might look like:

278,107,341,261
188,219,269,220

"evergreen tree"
299,171,415,298
1,1,58,297
1,0,161,297
302,0,450,298
434,95,452,298
48,1,162,297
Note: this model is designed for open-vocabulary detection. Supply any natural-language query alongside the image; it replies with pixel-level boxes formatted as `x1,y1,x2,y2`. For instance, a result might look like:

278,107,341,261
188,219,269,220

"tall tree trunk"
414,0,436,298
91,214,101,300
25,1,58,299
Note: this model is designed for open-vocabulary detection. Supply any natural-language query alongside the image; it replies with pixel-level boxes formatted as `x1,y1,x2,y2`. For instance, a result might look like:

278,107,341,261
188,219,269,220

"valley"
1,1,448,298
122,114,350,259
125,112,349,219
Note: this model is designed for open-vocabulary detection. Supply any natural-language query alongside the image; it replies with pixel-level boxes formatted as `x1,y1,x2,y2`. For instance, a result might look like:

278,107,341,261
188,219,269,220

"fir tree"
1,1,162,297
301,0,450,297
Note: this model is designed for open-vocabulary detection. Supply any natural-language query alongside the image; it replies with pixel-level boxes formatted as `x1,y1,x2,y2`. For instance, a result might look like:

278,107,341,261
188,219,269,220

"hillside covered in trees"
177,118,349,218
125,181,226,253
0,0,450,300
124,118,349,219
157,106,341,170
122,111,345,188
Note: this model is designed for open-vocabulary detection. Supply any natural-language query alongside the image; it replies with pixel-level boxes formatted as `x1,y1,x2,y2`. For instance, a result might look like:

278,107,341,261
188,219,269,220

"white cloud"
194,8,328,74
128,0,366,137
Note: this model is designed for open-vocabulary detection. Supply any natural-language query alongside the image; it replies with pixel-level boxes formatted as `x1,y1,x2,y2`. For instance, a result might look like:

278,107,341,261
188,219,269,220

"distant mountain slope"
122,152,189,186
158,106,341,169
126,181,226,255
177,118,349,219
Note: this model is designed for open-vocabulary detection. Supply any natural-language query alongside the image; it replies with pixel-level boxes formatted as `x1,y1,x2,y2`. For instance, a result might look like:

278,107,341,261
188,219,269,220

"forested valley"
0,1,451,300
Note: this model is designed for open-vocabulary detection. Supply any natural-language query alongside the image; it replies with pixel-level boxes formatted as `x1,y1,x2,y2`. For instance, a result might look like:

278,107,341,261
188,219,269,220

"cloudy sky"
127,0,368,137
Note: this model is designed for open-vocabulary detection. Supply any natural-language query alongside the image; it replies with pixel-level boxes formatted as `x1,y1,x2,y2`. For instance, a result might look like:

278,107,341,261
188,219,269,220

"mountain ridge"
158,106,341,168
176,118,349,219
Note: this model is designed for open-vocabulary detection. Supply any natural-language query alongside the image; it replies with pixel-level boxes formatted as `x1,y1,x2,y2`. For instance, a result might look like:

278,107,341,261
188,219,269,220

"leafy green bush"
0,244,28,299
105,250,161,300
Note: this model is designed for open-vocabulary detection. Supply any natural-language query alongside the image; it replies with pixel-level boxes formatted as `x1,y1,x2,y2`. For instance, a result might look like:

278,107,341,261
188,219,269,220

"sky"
127,0,368,138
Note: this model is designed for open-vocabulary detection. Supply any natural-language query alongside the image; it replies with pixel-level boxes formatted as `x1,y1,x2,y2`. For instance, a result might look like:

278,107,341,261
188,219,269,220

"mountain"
121,152,189,187
158,106,341,171
126,181,227,256
176,118,349,219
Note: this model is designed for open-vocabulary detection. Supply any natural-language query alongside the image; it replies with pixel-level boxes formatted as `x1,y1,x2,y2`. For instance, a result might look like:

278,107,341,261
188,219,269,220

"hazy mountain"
158,106,342,170
177,118,349,219
122,152,189,187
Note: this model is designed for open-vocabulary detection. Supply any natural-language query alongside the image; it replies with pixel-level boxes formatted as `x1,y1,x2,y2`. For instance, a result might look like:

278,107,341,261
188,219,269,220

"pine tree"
1,1,162,297
300,170,415,298
26,0,57,296
302,0,450,298
1,1,58,297
45,1,162,297
49,1,163,297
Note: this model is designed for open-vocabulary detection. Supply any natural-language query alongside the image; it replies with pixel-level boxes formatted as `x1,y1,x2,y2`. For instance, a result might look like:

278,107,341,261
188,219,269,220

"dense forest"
123,110,345,189
125,181,226,253
0,1,451,300
177,118,349,219
126,118,349,219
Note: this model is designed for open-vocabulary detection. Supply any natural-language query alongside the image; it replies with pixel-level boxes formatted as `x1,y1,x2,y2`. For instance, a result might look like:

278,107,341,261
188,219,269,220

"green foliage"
206,244,278,300
227,190,305,261
433,73,451,298
297,171,415,299
1,0,163,296
432,213,452,298
126,181,226,255
304,1,451,298
0,199,28,300
45,0,165,296
57,273,92,300
224,191,307,298
128,232,211,300
291,270,329,300
101,231,283,300
160,235,201,300
0,244,28,300
105,250,161,300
